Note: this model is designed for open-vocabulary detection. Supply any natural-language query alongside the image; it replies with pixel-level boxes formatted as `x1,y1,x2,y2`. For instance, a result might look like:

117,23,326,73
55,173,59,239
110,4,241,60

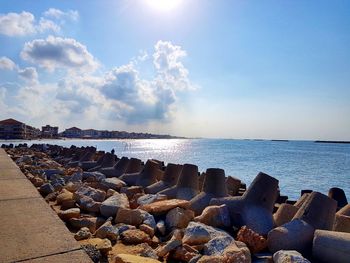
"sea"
2,138,349,201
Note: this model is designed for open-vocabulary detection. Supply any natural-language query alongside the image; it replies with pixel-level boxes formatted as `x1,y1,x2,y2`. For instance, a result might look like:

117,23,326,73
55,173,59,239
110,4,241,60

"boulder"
39,183,55,196
136,243,158,259
182,223,211,245
203,236,234,256
74,185,106,202
273,250,310,263
236,226,267,253
183,222,233,246
120,229,151,245
69,217,104,233
137,194,167,206
312,230,350,263
157,239,182,257
100,192,129,218
64,182,82,193
197,241,250,263
100,177,126,191
113,254,161,263
166,207,195,230
156,220,166,236
140,224,155,238
82,171,106,182
194,204,231,228
74,227,92,241
197,255,225,263
120,186,144,199
223,242,251,263
84,238,112,255
94,217,119,241
56,189,74,205
58,208,80,221
171,245,199,262
32,177,44,187
106,189,118,198
116,224,137,235
115,207,144,226
140,199,190,215
77,195,101,213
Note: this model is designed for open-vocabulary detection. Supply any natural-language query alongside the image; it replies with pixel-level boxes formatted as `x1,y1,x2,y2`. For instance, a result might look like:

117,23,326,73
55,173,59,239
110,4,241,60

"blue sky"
0,0,349,140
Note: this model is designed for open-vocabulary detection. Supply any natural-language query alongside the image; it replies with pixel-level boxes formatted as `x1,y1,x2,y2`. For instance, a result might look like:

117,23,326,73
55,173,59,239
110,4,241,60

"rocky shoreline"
2,143,350,263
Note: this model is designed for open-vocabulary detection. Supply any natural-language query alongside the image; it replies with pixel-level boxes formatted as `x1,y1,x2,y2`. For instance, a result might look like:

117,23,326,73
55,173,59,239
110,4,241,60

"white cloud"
0,9,78,37
3,40,195,127
18,67,38,84
153,40,194,91
43,8,79,21
21,36,99,72
0,57,17,70
37,18,60,33
0,11,36,36
54,41,191,124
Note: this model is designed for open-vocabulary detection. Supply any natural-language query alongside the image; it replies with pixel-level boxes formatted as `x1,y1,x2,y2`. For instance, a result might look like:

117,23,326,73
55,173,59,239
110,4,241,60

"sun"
145,0,183,12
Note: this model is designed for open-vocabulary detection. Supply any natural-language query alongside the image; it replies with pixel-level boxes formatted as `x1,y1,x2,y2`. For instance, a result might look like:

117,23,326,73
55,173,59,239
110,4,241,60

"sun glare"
145,0,183,12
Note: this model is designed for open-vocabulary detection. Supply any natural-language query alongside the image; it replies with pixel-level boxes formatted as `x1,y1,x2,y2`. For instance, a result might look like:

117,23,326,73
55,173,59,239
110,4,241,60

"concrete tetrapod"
333,204,350,233
119,160,162,187
88,152,116,172
80,152,105,171
268,191,337,253
328,187,348,209
159,164,200,201
125,158,143,174
68,147,96,168
210,172,279,235
273,194,311,227
312,230,350,263
100,157,130,178
145,163,183,194
189,168,229,216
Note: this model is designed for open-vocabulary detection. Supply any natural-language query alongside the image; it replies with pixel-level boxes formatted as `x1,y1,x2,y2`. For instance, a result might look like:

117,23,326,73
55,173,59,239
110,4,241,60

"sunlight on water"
2,138,349,200
122,139,187,152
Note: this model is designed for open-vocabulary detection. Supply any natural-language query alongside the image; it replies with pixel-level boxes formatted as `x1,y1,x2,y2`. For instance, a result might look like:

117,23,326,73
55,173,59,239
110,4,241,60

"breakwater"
2,143,350,262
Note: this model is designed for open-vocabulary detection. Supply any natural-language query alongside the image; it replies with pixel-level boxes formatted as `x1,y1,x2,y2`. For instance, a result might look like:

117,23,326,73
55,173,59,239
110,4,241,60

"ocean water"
2,138,349,200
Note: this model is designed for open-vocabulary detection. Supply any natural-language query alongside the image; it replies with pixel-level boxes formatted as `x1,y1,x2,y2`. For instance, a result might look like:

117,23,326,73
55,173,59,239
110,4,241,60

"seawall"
0,149,92,262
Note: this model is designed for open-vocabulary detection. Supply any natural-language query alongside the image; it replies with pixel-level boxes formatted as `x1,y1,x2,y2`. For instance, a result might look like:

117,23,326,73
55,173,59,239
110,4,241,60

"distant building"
82,129,100,138
0,118,40,139
41,125,59,138
62,127,82,138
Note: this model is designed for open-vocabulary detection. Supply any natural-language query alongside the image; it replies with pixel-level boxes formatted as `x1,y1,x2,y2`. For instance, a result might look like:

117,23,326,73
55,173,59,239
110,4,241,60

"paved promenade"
0,149,92,262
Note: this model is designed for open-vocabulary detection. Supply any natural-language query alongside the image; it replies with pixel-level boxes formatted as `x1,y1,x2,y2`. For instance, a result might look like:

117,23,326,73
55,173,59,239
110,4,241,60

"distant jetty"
315,140,350,144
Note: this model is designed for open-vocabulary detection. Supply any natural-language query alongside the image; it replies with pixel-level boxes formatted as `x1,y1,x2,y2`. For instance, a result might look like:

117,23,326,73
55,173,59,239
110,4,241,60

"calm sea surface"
2,138,349,200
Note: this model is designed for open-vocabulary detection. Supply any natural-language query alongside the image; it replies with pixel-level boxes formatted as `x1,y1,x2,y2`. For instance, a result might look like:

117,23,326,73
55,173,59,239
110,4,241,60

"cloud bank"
0,9,78,36
21,36,99,71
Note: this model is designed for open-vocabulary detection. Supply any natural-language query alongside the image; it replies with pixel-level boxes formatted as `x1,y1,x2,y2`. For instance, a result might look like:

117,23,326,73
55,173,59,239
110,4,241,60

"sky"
0,0,349,140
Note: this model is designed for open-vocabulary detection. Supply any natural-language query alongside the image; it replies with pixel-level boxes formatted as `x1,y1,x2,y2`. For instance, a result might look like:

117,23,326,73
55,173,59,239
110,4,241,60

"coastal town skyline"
1,1,350,140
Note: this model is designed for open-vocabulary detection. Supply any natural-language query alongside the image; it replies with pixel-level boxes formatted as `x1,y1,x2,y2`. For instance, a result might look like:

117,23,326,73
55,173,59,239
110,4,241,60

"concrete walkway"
0,149,92,262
